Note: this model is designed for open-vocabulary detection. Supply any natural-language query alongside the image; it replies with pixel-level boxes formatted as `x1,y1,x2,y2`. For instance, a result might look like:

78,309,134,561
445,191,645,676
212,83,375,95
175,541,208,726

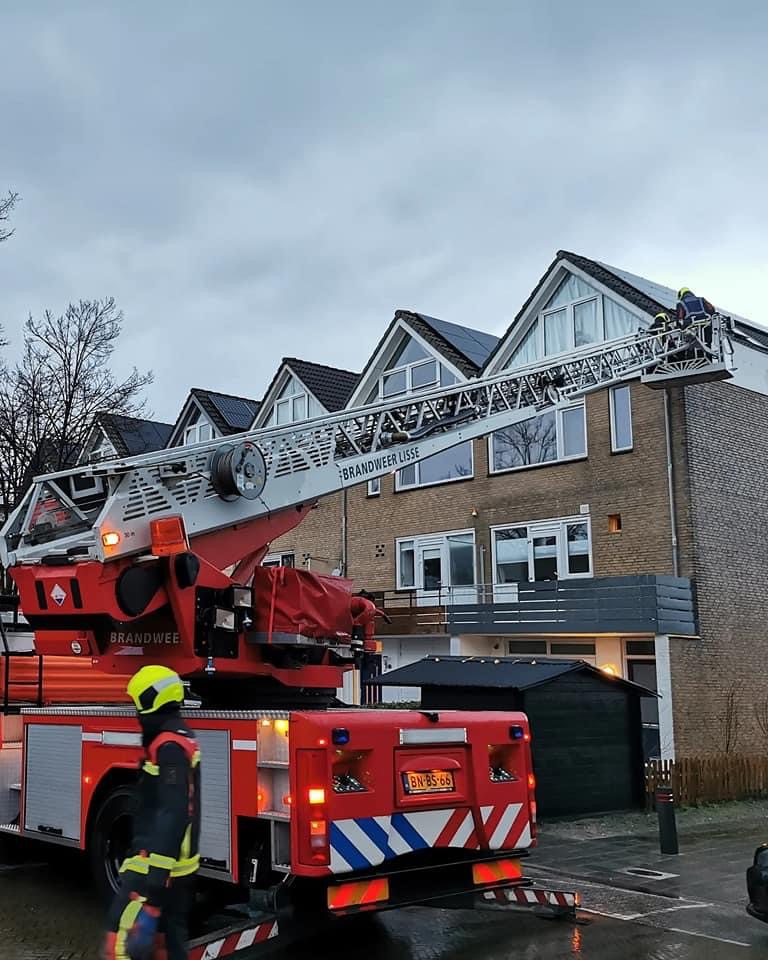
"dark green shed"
375,656,653,817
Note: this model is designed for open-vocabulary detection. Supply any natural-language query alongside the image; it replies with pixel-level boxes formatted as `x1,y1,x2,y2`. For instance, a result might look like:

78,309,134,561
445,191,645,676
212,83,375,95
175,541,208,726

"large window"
396,531,476,604
610,384,633,452
269,375,323,426
505,273,640,369
489,403,586,473
492,516,592,587
396,442,474,490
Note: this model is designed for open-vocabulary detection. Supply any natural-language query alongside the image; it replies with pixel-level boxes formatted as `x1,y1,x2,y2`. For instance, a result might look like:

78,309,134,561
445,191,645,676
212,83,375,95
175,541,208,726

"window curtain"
604,297,638,339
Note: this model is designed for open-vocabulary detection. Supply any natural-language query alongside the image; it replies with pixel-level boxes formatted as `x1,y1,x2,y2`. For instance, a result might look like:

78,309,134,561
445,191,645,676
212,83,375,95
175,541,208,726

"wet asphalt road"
1,838,766,960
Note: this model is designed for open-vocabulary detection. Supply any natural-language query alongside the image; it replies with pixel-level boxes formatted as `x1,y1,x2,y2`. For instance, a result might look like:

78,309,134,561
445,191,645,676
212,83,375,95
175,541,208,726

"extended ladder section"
1,315,734,568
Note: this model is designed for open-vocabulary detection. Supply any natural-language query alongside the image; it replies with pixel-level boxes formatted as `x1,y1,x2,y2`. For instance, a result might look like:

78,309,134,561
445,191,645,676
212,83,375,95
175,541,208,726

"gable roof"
484,250,768,369
254,357,360,427
281,359,360,412
95,413,173,458
349,309,500,407
373,655,655,695
173,388,260,439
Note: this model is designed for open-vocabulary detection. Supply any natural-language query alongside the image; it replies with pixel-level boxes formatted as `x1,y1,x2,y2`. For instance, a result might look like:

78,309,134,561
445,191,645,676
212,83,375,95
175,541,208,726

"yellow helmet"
678,287,692,299
127,665,184,715
654,312,668,321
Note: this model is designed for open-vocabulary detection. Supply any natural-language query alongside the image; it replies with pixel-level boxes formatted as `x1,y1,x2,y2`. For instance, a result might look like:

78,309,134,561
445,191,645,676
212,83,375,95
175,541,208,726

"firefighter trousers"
104,876,195,960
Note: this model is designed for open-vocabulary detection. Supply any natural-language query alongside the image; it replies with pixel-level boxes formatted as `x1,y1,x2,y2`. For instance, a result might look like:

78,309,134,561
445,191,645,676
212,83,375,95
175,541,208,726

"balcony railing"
366,576,697,638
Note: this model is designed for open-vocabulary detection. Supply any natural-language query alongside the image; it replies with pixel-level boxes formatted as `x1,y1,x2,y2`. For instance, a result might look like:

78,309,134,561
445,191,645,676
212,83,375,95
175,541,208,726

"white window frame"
488,402,587,475
263,551,295,568
395,441,474,491
367,477,381,496
609,384,633,453
183,420,214,445
540,293,603,358
490,515,593,586
396,539,416,589
379,357,439,400
395,529,476,597
270,375,311,427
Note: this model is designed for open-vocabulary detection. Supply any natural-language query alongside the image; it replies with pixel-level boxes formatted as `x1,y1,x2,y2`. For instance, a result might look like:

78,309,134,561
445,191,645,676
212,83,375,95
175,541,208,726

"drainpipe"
341,489,348,576
663,388,679,577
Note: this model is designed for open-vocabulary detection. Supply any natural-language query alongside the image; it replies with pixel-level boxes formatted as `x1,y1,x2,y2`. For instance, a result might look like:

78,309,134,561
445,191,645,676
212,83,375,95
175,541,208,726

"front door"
530,524,560,581
417,542,443,606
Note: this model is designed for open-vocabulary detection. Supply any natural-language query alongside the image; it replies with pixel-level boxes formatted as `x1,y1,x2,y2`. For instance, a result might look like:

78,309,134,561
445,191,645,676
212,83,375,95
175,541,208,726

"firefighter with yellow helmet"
104,666,201,960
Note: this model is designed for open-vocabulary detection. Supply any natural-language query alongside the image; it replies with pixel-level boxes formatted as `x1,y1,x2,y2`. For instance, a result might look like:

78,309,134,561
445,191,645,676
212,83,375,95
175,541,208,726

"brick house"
264,251,768,760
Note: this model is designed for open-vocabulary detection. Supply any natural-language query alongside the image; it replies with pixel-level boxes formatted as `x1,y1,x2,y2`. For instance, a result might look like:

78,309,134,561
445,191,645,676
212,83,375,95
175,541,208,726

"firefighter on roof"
676,287,716,349
105,666,201,960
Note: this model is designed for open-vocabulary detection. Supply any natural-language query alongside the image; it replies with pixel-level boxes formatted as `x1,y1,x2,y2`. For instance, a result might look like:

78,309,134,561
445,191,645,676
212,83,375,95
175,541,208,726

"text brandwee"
109,631,181,645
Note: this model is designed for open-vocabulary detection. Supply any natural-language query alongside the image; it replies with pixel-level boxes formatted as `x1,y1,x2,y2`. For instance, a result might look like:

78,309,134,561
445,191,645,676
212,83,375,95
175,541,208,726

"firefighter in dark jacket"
105,666,201,960
676,287,716,347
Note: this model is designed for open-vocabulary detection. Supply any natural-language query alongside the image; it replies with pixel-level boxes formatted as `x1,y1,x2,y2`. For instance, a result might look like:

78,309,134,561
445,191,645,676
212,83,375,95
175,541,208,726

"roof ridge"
98,411,174,428
283,357,360,378
190,387,261,405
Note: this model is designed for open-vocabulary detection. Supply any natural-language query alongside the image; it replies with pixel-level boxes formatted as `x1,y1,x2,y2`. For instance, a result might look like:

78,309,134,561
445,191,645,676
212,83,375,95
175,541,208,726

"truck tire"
88,784,139,902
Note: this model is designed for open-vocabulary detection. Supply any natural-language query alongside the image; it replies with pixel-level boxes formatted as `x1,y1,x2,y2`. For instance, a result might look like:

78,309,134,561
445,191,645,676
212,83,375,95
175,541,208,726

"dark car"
747,844,768,921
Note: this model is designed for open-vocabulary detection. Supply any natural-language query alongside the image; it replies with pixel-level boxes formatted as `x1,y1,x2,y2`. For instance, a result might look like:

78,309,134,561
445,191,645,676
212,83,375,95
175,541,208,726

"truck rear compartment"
0,705,535,916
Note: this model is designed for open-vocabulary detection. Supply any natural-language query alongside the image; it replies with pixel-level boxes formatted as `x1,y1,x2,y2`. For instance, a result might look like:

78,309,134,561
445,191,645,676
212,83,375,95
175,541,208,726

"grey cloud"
2,1,768,421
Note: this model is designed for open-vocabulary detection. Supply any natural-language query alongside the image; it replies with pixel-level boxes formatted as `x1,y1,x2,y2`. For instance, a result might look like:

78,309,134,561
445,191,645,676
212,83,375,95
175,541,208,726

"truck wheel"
88,785,138,901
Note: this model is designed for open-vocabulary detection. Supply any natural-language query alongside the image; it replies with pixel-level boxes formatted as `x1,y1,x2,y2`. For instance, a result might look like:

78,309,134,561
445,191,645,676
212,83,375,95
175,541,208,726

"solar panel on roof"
418,315,499,366
208,394,259,430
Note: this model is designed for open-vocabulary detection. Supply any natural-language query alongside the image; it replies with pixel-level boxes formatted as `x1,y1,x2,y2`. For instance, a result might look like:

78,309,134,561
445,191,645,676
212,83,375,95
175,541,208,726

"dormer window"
183,421,213,445
505,272,640,370
374,334,457,400
268,373,323,426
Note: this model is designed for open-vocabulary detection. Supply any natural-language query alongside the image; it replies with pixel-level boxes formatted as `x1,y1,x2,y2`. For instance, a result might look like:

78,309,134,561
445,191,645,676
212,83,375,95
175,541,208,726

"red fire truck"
0,317,732,955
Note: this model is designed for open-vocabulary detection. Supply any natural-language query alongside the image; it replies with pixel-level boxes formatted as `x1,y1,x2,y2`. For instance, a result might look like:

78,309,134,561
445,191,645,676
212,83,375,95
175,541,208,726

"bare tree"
0,298,153,512
492,412,557,469
0,191,19,244
720,681,741,754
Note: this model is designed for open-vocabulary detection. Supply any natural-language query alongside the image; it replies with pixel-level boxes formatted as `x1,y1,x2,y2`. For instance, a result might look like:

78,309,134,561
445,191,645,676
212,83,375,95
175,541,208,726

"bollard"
655,785,679,855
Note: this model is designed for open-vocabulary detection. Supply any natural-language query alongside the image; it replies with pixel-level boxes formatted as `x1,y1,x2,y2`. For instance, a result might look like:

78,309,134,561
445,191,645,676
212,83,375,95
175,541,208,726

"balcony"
369,576,697,638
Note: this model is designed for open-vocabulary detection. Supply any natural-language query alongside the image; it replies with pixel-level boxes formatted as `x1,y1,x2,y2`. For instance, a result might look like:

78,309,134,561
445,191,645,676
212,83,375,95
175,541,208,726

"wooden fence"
645,755,768,809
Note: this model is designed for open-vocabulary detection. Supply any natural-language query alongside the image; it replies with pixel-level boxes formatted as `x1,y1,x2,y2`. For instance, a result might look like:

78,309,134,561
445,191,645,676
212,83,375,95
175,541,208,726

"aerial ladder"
0,314,733,956
0,313,733,691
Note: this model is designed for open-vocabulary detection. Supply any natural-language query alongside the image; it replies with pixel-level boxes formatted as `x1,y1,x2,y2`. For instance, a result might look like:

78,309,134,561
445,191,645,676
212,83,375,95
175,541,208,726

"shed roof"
374,656,656,696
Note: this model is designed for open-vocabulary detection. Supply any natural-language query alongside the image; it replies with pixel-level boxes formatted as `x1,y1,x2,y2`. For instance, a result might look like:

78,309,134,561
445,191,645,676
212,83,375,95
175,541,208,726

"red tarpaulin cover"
252,567,374,643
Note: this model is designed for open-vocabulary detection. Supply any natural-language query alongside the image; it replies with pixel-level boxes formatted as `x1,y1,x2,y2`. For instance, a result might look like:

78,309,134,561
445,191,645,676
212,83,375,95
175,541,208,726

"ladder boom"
1,315,733,568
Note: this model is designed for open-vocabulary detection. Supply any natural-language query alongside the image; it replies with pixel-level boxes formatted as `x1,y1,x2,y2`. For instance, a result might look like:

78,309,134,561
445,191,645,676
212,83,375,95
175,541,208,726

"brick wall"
267,491,345,575
270,381,681,591
670,379,768,756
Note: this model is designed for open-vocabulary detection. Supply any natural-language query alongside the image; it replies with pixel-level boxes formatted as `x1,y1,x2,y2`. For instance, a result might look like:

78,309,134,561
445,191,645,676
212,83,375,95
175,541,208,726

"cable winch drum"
210,442,267,501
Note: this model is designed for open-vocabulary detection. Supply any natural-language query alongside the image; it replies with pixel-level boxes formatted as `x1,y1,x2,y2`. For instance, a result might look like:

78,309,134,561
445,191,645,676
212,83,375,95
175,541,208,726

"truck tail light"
297,749,330,865
527,763,537,839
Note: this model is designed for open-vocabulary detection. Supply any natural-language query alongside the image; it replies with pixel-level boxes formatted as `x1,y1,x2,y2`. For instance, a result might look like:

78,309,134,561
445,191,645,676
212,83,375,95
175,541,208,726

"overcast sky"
2,2,768,422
